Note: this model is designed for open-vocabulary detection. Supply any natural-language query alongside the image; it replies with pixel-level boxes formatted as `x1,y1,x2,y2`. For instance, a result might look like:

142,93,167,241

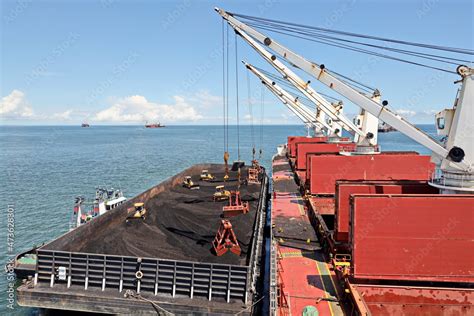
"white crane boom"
244,61,334,133
215,7,470,171
218,13,366,141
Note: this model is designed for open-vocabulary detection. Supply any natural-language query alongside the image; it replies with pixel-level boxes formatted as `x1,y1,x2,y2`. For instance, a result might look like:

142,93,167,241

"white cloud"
52,109,73,120
396,109,417,117
192,90,222,110
93,94,203,123
0,90,34,118
395,108,438,123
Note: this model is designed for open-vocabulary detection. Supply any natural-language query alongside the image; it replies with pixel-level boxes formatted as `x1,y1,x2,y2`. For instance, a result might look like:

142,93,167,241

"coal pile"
68,165,264,266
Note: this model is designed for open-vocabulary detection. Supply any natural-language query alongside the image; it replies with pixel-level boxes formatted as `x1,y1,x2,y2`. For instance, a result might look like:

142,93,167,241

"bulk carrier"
213,8,473,315
15,7,473,315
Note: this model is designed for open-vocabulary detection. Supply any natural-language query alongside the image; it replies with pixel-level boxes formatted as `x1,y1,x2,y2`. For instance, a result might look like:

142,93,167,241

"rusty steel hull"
334,180,439,242
307,153,434,195
350,194,474,283
348,283,474,315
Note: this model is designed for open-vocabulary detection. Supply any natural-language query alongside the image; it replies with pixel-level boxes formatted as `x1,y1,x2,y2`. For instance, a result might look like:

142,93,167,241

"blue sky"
1,0,472,125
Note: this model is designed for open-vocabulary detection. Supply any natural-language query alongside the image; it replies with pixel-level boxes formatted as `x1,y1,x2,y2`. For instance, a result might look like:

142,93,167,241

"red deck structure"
307,153,434,195
286,136,327,158
334,180,439,241
273,147,473,315
347,283,474,315
350,194,474,283
295,142,356,170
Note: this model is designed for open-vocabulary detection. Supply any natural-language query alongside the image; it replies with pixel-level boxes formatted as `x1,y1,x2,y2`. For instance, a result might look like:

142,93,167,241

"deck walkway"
272,155,344,316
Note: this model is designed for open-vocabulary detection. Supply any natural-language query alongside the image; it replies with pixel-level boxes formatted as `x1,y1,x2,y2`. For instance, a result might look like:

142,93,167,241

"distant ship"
145,121,165,128
378,122,396,132
81,123,90,127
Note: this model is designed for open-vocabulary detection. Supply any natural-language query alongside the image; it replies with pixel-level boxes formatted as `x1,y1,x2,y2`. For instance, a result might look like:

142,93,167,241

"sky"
0,0,473,125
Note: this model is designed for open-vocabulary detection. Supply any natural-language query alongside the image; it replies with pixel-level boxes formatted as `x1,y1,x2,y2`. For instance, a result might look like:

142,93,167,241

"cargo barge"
17,164,269,315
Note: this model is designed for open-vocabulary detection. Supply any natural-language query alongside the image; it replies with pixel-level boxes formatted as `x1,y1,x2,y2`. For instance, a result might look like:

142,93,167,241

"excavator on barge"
216,7,473,315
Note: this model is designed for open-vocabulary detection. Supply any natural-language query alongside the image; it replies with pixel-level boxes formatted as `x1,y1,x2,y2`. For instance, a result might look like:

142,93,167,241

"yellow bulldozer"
213,185,231,201
200,169,215,181
126,202,147,222
183,176,200,189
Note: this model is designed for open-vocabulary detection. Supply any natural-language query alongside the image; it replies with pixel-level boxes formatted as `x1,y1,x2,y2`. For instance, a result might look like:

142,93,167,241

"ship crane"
216,8,473,193
217,9,381,152
243,62,335,137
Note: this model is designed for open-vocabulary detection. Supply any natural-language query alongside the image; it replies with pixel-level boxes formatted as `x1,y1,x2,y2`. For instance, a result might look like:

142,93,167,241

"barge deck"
17,163,269,315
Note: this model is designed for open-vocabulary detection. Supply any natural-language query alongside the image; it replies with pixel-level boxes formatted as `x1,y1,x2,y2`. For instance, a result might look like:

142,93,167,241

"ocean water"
0,124,436,315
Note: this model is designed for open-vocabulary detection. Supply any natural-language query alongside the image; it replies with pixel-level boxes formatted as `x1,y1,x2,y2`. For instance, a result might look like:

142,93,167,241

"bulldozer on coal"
213,185,231,201
183,176,200,189
126,202,146,222
200,169,215,181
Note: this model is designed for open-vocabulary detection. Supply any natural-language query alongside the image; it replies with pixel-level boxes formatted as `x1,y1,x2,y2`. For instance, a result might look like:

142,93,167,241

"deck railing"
35,249,249,302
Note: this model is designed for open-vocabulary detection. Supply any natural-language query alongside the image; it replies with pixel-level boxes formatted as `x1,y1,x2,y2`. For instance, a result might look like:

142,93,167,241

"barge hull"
17,163,269,314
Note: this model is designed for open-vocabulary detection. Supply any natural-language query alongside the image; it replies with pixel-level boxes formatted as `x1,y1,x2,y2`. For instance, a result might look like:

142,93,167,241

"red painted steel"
308,153,434,195
350,283,474,315
350,194,474,283
287,136,327,158
272,155,343,316
308,197,335,215
305,153,339,185
295,142,356,170
334,181,438,242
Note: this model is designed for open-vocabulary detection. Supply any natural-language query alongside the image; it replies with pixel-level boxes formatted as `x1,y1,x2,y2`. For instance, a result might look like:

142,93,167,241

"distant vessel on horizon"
81,123,90,128
378,122,396,133
145,121,165,128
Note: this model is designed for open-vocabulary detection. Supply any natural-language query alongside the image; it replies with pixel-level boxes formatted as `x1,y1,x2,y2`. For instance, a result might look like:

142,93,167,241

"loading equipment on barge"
16,164,269,315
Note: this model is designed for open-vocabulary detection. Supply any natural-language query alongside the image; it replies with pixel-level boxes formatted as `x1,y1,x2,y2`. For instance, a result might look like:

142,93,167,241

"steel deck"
272,155,344,316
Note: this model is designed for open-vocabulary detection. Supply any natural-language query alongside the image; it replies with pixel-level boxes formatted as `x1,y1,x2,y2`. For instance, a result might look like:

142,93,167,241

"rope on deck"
124,289,175,315
234,295,265,315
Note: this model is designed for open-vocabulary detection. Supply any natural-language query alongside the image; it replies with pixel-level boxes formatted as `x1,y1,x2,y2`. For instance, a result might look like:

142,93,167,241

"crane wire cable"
235,32,241,161
245,30,380,93
222,19,227,153
248,23,458,74
253,65,344,103
226,23,230,152
230,12,474,55
244,21,472,65
247,69,256,155
259,85,264,159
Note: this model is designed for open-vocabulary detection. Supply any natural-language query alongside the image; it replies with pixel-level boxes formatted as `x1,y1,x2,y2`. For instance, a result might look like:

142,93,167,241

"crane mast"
216,7,473,192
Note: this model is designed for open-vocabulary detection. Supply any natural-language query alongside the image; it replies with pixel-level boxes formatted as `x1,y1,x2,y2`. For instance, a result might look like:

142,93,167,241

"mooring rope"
124,289,175,315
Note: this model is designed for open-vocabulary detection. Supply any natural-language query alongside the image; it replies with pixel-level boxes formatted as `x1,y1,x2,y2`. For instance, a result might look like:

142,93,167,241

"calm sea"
0,124,436,315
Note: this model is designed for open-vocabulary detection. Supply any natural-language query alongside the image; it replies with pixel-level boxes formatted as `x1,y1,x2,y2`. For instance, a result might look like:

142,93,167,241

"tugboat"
6,187,127,278
145,121,165,128
70,187,127,230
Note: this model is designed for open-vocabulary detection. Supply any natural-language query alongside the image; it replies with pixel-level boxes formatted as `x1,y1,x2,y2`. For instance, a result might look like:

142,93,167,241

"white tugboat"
70,187,127,230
